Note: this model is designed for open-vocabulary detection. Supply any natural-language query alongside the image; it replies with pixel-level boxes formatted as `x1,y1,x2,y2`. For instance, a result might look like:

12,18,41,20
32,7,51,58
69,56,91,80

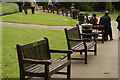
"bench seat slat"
71,41,95,51
25,59,70,74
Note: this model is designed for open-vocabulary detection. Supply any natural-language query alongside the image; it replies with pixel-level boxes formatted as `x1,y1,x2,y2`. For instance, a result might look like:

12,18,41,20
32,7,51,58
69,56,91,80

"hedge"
1,2,19,16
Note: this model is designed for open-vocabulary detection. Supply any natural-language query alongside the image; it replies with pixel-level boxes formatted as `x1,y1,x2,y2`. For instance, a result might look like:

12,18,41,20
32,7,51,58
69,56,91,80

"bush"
1,2,19,16
60,2,92,11
92,2,106,11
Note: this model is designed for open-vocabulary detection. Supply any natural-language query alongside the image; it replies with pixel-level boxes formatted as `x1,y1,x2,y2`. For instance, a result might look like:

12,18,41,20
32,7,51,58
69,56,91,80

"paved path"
1,22,75,30
2,21,119,79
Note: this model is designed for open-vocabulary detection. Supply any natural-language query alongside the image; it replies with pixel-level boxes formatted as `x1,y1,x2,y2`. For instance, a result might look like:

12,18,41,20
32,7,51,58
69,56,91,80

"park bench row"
16,25,98,80
39,5,78,19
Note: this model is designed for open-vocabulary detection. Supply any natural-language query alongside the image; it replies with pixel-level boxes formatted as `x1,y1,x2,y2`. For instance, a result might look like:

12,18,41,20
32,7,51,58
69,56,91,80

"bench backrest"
16,38,51,70
64,25,81,49
43,5,49,10
53,6,59,11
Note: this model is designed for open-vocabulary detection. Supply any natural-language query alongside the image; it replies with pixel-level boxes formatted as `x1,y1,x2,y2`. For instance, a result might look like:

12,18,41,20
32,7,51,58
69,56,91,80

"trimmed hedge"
1,2,19,16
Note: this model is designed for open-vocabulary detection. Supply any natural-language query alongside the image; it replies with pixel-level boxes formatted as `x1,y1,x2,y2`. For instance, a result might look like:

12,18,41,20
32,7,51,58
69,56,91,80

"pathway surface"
1,22,75,30
1,21,119,79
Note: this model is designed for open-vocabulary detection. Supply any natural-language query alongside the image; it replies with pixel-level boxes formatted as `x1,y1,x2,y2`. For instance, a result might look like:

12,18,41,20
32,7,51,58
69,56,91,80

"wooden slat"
25,59,70,74
19,39,51,69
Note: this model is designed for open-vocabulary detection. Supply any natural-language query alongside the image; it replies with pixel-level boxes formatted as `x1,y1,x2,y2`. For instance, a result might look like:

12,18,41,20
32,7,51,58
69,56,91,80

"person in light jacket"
30,0,36,14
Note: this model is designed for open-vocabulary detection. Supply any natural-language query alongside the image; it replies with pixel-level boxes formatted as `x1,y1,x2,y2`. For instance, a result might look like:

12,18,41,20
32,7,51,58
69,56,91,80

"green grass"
2,27,68,78
2,11,76,26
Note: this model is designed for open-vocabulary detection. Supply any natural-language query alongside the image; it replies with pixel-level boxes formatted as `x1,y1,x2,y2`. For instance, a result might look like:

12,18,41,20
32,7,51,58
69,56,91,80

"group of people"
70,4,120,41
17,0,38,14
17,2,120,40
78,11,114,41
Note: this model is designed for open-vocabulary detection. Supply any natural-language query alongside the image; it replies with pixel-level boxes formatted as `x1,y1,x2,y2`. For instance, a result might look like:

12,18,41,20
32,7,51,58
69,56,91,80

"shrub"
92,2,106,11
1,2,19,16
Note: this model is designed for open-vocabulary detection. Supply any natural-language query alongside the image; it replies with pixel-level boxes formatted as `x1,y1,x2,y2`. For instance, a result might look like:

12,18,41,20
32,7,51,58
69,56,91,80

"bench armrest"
23,59,51,65
80,33,98,36
68,38,90,41
50,49,72,60
80,33,98,42
50,49,73,54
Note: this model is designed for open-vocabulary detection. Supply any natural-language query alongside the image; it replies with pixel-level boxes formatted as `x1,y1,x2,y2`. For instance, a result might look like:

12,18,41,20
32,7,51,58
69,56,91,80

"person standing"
48,0,53,13
99,11,113,41
78,12,85,25
116,14,120,39
84,13,89,23
17,0,23,13
89,14,98,26
30,0,36,14
116,14,120,30
23,2,28,14
70,4,78,20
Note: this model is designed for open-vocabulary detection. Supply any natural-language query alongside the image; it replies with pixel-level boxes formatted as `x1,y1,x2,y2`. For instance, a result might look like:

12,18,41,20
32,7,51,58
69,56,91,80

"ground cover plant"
2,27,67,78
2,11,76,26
1,2,19,16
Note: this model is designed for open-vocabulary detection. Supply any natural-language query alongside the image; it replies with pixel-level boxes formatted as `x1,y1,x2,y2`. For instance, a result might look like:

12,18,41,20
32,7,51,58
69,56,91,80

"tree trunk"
105,2,112,12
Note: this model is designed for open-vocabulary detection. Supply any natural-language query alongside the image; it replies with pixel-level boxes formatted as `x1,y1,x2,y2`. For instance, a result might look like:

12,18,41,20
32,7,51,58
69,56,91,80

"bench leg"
85,50,87,64
45,77,49,80
67,64,71,80
45,64,49,80
102,31,104,43
94,43,97,55
20,74,25,80
80,52,82,55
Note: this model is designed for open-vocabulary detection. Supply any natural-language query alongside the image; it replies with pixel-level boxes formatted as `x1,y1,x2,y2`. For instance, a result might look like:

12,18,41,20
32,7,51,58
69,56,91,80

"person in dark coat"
78,12,85,25
116,14,120,30
85,13,89,23
17,0,23,13
116,14,120,39
99,11,113,41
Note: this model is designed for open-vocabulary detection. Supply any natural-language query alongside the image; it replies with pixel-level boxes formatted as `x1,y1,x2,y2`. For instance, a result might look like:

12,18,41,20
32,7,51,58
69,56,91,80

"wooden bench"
64,25,97,64
42,5,49,13
52,6,60,14
92,25,105,43
16,37,72,80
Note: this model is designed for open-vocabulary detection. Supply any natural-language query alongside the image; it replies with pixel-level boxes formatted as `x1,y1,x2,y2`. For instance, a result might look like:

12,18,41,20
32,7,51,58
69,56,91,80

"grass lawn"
2,11,118,26
2,11,76,26
2,27,68,78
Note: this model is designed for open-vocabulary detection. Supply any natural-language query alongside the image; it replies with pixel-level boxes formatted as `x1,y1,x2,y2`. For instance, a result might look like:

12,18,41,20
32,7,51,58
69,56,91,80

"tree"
105,2,112,12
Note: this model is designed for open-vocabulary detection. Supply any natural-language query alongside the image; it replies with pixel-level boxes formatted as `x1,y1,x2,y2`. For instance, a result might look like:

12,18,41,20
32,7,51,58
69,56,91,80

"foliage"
38,2,120,11
1,2,19,16
74,2,92,11
2,12,76,26
37,2,48,6
2,27,67,78
60,2,72,10
91,2,106,11
112,2,120,11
